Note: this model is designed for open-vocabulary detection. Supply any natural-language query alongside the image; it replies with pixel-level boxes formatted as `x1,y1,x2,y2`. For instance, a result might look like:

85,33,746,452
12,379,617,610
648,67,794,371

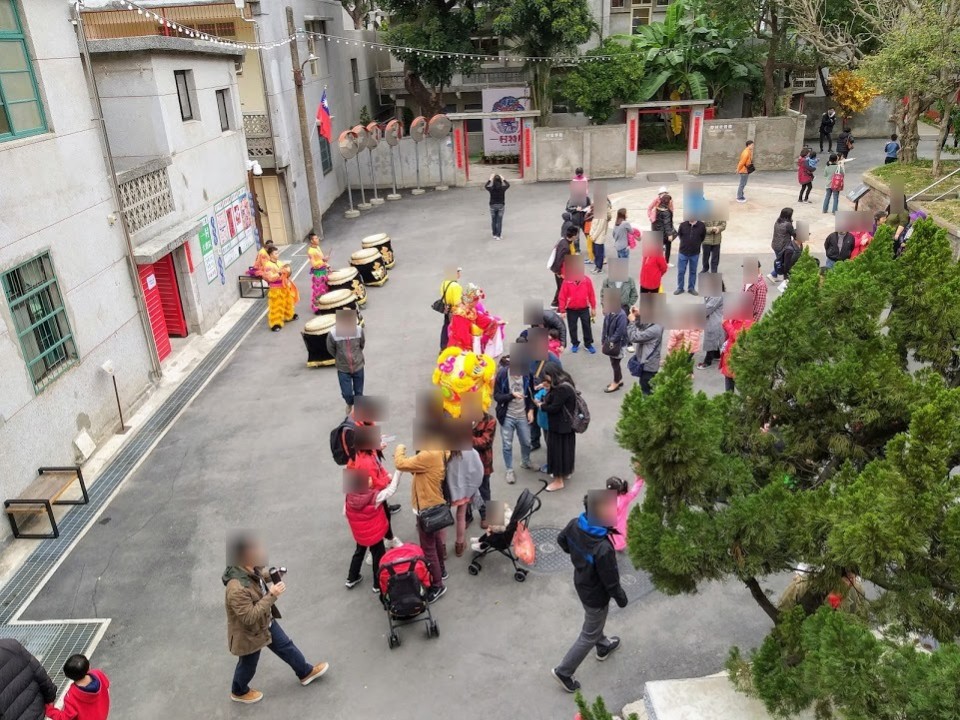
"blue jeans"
594,243,605,271
616,247,629,259
501,414,531,470
232,621,313,696
337,368,364,407
737,173,749,200
822,188,839,213
676,253,699,291
490,204,504,236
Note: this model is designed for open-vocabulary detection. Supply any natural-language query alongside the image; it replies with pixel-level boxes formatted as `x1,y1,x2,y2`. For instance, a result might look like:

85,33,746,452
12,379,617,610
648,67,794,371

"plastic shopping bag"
512,522,536,565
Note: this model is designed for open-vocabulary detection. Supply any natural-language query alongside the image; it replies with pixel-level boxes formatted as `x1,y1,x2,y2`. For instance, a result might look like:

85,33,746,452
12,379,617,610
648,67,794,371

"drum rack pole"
356,155,371,210
368,148,383,205
387,146,401,201
345,179,359,218
413,142,424,195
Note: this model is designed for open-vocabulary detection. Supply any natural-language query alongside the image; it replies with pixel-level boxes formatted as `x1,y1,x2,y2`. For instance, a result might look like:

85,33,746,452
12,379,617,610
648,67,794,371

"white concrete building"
0,0,156,510
88,35,256,346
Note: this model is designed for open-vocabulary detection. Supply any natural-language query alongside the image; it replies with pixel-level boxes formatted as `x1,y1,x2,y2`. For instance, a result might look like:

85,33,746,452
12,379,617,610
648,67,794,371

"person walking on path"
836,127,854,160
639,241,668,294
590,199,612,272
493,355,535,485
0,638,57,720
344,466,399,590
824,228,855,269
327,314,365,412
697,292,724,369
446,448,484,557
742,261,768,322
736,140,755,203
884,134,901,164
608,476,644,552
819,108,837,152
700,216,726,274
438,268,463,349
394,443,449,603
651,194,677,264
550,228,576,308
559,268,597,354
551,493,627,693
540,363,578,492
797,148,815,203
720,313,754,393
674,217,706,295
600,291,628,393
471,409,496,527
768,208,796,282
485,174,510,240
822,154,845,215
45,654,110,720
611,208,634,260
224,535,329,704
627,308,663,394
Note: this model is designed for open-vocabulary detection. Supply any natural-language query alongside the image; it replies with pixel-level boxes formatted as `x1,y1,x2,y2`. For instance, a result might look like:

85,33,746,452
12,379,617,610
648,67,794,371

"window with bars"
304,19,327,76
2,253,78,392
174,70,195,121
0,0,47,142
610,0,627,9
318,131,332,175
216,88,231,131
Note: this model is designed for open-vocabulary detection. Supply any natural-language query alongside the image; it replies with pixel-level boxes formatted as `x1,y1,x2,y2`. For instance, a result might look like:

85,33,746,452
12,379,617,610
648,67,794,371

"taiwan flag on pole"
317,89,332,143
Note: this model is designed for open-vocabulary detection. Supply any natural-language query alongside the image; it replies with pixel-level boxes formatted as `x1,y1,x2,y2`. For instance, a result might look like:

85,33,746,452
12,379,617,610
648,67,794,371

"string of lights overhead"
102,0,637,62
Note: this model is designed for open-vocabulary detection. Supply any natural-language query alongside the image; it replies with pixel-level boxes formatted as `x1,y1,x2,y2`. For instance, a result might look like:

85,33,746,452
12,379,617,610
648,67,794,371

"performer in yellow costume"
306,232,330,314
262,246,299,331
432,346,496,418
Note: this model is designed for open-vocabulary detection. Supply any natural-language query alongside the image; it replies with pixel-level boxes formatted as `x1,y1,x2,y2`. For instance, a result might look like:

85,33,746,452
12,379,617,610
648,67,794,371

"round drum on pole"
428,114,452,192
338,130,361,219
384,119,402,201
364,121,384,206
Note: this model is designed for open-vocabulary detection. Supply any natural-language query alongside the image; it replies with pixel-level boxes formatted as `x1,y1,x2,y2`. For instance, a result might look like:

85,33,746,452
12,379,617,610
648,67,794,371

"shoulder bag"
416,453,454,533
431,281,452,314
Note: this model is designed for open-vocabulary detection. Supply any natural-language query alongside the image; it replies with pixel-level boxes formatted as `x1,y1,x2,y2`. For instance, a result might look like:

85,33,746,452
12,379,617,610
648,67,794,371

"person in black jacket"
540,364,577,492
0,638,57,720
674,218,706,295
781,234,806,280
824,230,854,269
485,174,510,240
819,108,837,151
551,492,627,693
550,228,576,308
493,355,535,484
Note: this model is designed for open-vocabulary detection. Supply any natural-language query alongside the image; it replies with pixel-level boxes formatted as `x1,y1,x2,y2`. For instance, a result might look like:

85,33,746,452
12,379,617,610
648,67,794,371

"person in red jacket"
346,428,402,572
45,654,110,720
344,463,399,591
446,284,498,352
558,258,597,353
718,299,754,393
639,239,668,293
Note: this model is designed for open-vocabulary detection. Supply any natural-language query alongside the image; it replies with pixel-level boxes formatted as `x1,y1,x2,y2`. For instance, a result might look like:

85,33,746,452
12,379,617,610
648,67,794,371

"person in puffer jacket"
550,493,627,693
326,316,365,412
0,639,56,720
344,467,399,590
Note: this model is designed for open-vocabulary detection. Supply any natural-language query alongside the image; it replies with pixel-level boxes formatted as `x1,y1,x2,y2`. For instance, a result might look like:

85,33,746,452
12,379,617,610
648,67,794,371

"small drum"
301,314,336,368
361,232,395,269
315,288,364,326
327,266,366,307
350,248,389,287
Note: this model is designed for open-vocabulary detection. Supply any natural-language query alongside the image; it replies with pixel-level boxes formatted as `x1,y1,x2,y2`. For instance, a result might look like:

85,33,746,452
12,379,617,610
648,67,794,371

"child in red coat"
344,466,399,590
639,242,668,293
46,655,110,720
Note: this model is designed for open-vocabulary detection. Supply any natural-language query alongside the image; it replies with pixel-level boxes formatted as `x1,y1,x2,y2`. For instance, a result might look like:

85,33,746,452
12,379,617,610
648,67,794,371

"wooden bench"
238,274,268,299
4,466,89,539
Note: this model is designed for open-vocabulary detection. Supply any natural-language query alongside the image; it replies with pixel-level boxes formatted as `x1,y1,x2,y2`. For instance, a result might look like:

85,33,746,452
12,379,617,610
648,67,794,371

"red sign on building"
692,117,701,150
523,126,532,167
454,128,464,168
629,118,637,152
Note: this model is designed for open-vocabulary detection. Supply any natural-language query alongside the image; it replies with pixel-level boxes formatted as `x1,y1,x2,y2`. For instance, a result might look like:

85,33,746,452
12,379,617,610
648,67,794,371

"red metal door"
153,253,187,337
138,264,172,362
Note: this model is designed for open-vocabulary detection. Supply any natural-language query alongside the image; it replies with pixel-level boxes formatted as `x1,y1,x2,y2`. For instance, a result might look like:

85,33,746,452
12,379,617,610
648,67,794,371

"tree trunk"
744,576,781,624
933,99,955,177
532,64,553,127
761,10,781,117
896,93,923,163
403,68,444,116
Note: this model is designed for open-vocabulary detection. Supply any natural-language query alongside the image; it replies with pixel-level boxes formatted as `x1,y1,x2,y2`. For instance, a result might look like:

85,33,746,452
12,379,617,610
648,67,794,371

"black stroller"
378,544,440,649
467,480,546,582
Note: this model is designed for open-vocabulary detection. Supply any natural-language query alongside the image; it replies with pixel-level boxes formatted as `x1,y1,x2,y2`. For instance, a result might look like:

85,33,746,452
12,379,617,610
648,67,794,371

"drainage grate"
0,253,305,687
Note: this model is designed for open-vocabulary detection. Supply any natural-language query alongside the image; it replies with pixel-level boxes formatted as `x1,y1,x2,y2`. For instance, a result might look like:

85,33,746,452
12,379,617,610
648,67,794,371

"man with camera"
223,534,329,704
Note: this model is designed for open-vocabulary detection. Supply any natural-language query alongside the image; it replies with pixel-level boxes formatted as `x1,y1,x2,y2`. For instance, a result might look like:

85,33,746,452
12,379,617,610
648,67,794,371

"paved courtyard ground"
17,164,869,719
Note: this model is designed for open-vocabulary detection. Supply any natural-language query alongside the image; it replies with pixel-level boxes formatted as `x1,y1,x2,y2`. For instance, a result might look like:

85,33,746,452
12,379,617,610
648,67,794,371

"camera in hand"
268,566,287,584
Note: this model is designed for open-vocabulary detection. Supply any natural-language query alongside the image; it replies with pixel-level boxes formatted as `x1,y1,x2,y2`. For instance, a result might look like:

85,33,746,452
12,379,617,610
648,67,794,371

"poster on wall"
197,187,259,284
481,87,529,156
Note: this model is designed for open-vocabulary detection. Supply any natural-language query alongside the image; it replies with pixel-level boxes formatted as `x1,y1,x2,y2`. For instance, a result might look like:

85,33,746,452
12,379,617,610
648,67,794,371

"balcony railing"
243,112,275,169
377,66,528,95
118,165,174,235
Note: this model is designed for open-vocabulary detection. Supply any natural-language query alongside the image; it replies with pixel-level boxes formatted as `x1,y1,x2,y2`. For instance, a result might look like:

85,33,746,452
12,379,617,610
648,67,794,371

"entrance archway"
446,110,542,185
621,100,714,175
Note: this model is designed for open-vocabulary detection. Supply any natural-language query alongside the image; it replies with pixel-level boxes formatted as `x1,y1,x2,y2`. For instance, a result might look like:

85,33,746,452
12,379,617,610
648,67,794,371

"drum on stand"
350,248,388,287
315,288,365,325
327,266,366,307
361,233,395,269
301,314,337,368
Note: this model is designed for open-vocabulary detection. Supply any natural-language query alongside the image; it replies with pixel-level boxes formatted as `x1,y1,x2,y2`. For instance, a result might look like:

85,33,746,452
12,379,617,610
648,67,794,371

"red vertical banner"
629,118,637,152
454,128,463,169
184,240,195,274
523,126,532,167
692,116,702,150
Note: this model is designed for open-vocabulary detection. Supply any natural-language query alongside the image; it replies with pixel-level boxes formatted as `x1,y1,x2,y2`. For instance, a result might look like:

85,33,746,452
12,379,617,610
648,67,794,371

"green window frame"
2,253,78,392
0,0,47,142
317,131,333,175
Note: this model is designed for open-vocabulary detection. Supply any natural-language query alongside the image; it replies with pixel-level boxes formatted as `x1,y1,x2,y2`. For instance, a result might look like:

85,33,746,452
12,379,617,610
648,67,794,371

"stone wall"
697,113,806,174
533,125,627,181
803,97,895,141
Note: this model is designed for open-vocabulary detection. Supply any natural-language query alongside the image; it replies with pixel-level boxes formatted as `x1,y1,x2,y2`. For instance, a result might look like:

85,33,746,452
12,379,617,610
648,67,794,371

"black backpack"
330,416,356,466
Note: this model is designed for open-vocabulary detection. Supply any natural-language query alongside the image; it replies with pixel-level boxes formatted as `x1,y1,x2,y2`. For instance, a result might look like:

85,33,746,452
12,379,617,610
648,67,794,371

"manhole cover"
646,173,679,182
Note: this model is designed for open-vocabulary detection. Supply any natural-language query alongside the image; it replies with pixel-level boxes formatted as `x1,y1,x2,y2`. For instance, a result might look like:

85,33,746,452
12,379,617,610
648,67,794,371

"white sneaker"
385,536,403,549
627,345,636,353
505,469,516,484
365,552,372,565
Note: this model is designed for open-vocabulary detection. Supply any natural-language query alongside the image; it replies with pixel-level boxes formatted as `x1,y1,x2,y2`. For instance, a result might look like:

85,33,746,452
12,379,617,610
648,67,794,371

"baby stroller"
468,480,546,582
377,543,439,649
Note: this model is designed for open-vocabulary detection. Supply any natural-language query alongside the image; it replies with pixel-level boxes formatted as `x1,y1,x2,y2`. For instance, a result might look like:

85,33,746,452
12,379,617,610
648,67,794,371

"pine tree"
617,221,960,717
574,691,640,720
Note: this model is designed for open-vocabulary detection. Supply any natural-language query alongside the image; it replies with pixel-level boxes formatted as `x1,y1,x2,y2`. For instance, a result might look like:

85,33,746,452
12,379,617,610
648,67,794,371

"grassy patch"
869,159,960,195
926,200,960,228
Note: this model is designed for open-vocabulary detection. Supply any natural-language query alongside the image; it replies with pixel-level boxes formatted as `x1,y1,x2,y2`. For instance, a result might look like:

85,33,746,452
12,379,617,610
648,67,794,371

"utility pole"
286,6,323,237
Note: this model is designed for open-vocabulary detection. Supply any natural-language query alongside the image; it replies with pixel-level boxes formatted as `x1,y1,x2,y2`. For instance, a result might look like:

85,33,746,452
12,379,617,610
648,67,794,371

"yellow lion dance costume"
432,346,496,418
